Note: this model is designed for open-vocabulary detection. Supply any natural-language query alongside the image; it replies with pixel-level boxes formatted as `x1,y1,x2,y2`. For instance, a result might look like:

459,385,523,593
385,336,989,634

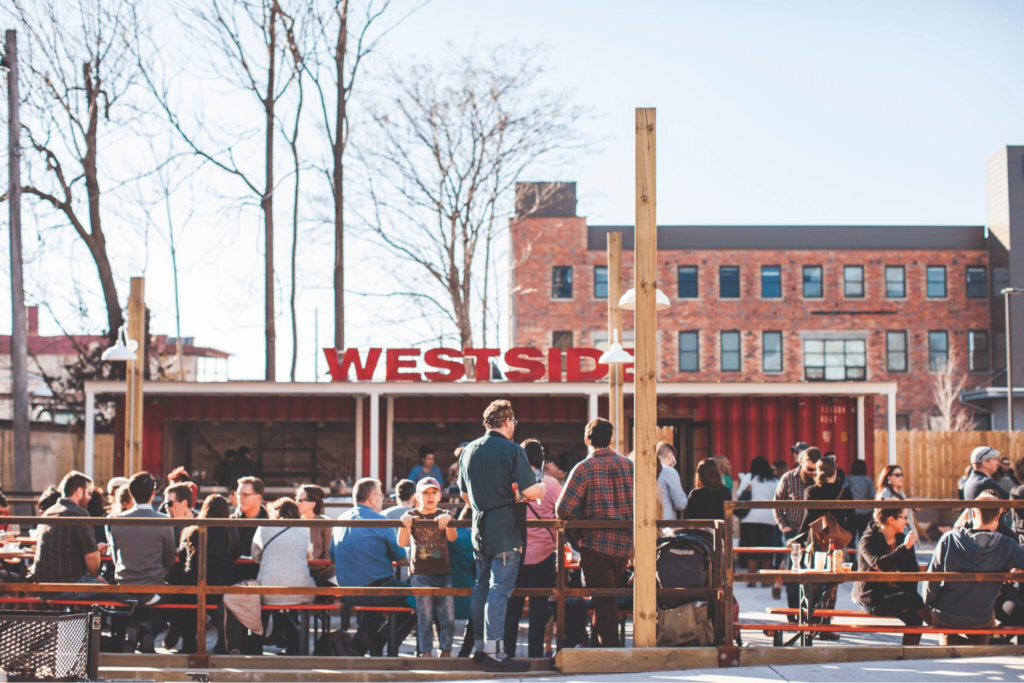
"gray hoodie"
924,527,1024,627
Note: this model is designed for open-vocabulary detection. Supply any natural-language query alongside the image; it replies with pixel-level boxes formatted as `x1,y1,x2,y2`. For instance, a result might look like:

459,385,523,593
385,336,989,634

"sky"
5,0,1024,382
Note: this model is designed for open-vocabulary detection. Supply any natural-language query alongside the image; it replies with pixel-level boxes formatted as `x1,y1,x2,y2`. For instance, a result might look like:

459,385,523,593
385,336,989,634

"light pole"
1002,287,1024,431
102,310,140,477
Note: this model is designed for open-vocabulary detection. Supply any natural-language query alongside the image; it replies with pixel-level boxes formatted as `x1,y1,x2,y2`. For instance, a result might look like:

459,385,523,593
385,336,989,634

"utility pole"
5,30,31,495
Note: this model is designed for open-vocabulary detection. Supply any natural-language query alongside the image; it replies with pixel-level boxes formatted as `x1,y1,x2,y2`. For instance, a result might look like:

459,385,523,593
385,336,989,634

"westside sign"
323,347,635,382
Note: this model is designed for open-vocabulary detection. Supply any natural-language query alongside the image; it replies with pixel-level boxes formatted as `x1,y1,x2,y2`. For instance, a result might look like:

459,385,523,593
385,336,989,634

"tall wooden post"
632,108,658,647
125,277,145,476
607,232,625,453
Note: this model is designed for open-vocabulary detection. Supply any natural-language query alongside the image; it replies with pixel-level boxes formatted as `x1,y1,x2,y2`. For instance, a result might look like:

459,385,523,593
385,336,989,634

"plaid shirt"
555,448,634,557
773,468,810,531
32,498,99,583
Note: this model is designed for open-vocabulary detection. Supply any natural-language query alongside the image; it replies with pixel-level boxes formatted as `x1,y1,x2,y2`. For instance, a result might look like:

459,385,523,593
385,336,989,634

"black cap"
790,441,810,453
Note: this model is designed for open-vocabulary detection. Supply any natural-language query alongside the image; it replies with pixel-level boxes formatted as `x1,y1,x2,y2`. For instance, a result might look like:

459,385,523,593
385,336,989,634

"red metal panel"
696,396,709,422
743,397,760,464
710,397,726,459
362,397,371,476
864,399,875,477
762,398,779,465
143,398,166,475
726,397,743,461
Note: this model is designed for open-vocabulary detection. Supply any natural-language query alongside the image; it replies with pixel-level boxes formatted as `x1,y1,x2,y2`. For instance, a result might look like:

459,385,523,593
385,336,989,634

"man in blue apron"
459,400,545,672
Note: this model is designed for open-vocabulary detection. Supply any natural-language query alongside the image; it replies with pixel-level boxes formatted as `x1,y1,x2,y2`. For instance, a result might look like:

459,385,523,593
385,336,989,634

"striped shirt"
32,498,99,583
556,448,634,557
773,468,811,531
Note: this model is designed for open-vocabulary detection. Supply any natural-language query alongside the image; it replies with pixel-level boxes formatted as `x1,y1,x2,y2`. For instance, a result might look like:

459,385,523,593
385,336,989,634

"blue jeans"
503,552,555,658
472,548,522,647
411,574,454,653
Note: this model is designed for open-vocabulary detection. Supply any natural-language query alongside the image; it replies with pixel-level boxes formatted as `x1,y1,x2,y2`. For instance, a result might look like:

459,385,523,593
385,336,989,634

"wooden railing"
0,515,727,664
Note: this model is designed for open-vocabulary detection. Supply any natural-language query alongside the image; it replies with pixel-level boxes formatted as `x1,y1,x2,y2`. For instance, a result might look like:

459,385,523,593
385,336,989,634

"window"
969,330,990,371
552,331,573,348
928,331,948,371
719,266,739,298
926,266,946,298
966,267,987,299
761,266,782,298
678,331,699,371
594,266,608,299
552,267,573,299
844,266,864,298
885,266,905,298
678,266,698,299
886,331,907,372
803,339,866,381
802,266,823,298
763,331,782,372
721,331,741,371
895,415,910,431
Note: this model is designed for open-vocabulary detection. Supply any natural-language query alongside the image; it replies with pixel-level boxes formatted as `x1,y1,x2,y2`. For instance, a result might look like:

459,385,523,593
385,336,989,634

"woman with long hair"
714,455,734,493
736,456,779,587
174,494,242,654
852,507,930,645
800,458,854,538
685,458,732,521
295,484,335,586
656,441,688,519
876,464,915,527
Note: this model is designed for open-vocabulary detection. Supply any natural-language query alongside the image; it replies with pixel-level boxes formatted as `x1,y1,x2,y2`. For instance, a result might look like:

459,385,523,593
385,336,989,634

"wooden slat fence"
873,430,1024,499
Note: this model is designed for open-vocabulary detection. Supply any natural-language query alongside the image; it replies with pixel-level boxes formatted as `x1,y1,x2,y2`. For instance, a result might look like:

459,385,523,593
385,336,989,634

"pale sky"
5,0,1024,381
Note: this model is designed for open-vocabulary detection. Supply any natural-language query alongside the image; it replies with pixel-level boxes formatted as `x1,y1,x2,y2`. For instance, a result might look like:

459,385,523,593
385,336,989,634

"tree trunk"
332,0,348,351
263,5,277,381
289,83,303,382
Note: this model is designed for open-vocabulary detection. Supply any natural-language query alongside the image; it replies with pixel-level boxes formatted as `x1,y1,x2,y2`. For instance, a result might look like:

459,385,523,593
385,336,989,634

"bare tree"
3,0,141,340
302,0,423,351
141,0,300,380
357,43,588,364
931,341,976,431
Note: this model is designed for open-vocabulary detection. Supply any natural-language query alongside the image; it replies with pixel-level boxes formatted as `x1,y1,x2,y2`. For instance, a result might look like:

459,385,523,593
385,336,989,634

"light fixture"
618,287,670,311
102,322,139,362
599,330,633,364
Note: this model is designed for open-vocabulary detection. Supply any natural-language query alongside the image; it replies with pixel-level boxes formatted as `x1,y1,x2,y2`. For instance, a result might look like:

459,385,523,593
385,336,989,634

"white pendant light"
598,329,632,365
618,287,670,311
102,322,140,362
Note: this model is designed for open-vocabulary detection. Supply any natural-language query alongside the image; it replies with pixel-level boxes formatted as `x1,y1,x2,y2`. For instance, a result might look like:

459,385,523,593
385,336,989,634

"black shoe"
139,633,156,654
162,625,180,650
472,651,485,664
482,655,531,673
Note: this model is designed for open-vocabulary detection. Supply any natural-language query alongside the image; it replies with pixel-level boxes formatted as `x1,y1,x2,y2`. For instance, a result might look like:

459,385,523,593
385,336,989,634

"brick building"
511,146,1024,469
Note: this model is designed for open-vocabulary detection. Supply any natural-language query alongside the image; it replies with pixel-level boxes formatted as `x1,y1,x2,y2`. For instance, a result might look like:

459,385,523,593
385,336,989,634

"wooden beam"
556,646,718,674
607,231,624,453
632,107,658,648
125,277,145,477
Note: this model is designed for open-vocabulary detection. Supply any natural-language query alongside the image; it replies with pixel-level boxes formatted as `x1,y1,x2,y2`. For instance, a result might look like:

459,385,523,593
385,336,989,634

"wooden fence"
872,430,1024,500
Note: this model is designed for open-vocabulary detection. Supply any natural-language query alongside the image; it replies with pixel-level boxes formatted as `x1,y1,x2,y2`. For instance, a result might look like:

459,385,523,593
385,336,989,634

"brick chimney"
27,306,38,335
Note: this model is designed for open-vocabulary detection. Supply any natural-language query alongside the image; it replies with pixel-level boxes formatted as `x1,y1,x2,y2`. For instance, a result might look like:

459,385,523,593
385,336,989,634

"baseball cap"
970,446,1001,464
790,442,810,454
416,477,442,494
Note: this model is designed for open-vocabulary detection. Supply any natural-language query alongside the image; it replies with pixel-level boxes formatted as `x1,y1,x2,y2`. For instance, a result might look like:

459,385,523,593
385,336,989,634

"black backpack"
656,533,714,608
313,629,363,656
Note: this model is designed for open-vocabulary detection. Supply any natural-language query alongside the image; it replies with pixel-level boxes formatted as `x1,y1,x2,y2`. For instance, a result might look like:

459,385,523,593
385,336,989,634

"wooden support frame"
607,231,625,453
125,277,145,477
632,107,658,648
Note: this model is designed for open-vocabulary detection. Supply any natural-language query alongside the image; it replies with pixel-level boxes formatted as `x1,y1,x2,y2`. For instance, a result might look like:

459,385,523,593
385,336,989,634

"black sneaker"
471,651,485,664
482,655,531,673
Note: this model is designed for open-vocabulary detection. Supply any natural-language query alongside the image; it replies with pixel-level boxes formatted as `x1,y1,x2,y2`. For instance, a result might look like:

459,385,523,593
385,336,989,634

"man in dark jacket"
925,492,1024,644
963,446,1008,500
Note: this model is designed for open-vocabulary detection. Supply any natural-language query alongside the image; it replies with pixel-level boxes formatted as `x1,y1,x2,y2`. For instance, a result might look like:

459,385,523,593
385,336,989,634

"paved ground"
452,656,1024,682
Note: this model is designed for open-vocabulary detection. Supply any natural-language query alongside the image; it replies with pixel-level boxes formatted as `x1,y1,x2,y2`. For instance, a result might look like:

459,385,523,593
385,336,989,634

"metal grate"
0,611,91,681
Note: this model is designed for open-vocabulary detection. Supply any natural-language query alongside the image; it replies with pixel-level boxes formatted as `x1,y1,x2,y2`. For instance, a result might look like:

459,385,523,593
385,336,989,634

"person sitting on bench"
925,492,1024,645
852,507,932,645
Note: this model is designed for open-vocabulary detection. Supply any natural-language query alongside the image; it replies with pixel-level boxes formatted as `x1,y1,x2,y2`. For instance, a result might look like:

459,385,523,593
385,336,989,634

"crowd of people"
3,409,1023,658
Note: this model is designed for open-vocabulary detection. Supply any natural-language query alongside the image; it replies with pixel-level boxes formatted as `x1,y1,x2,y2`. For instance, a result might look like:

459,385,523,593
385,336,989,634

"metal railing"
0,515,727,663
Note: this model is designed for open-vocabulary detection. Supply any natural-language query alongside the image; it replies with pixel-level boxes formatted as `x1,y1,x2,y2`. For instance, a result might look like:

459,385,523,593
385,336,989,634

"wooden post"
607,232,625,453
195,524,208,661
555,526,566,651
632,107,658,648
125,277,145,477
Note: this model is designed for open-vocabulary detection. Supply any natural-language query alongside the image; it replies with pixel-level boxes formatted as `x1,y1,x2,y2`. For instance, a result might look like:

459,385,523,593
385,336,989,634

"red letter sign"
504,347,545,382
386,348,422,381
463,348,501,381
324,348,381,381
566,348,608,381
424,348,465,382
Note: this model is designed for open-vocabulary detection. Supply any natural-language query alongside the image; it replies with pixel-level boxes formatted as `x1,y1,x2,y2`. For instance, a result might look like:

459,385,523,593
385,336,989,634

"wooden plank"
739,646,904,667
556,647,718,674
607,232,624,453
899,645,1024,660
632,106,658,648
126,276,145,476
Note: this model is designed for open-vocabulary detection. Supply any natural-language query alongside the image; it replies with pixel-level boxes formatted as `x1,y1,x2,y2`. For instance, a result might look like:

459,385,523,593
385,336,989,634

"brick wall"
511,216,994,430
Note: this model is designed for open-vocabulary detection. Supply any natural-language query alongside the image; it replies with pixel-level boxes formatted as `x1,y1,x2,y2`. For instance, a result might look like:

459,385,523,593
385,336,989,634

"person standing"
295,484,335,586
773,447,821,606
459,400,544,673
736,456,779,587
685,458,732,521
410,446,444,484
656,442,687,519
845,460,876,543
556,418,633,649
963,446,1009,501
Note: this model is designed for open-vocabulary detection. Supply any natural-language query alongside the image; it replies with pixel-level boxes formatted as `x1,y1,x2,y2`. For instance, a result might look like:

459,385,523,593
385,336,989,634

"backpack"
656,533,713,609
313,629,363,656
